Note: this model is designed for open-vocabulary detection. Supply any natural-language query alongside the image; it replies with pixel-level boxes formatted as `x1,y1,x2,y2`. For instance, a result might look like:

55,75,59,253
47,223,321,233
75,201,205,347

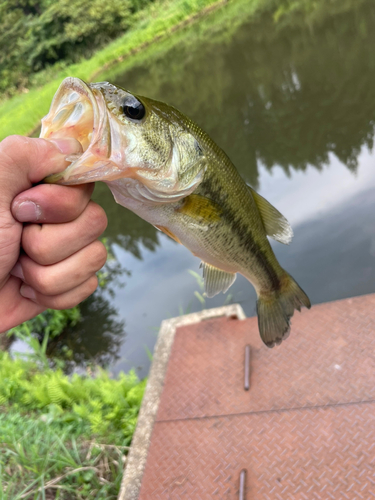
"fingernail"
13,201,42,222
49,138,83,155
20,285,36,301
10,262,25,281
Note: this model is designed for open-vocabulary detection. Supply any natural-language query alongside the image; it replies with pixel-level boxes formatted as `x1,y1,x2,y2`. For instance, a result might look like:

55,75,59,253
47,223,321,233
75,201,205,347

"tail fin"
257,274,311,348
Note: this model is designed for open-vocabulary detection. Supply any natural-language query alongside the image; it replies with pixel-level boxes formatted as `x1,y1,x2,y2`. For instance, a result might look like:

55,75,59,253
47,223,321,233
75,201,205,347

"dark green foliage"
0,0,151,96
22,0,132,70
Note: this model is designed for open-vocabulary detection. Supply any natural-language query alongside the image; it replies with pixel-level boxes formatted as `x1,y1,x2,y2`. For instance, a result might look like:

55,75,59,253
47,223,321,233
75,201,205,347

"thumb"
0,135,82,287
0,135,82,205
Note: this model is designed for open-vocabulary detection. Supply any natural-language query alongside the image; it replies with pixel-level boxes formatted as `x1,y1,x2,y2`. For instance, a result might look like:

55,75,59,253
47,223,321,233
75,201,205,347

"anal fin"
201,262,236,298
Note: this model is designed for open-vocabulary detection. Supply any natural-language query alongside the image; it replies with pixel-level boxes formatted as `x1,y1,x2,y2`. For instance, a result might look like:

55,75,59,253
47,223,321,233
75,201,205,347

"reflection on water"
65,0,375,376
46,292,125,374
109,0,375,185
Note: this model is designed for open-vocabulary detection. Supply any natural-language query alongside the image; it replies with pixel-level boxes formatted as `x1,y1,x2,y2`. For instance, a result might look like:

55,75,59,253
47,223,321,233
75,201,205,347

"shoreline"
90,0,230,81
0,0,233,141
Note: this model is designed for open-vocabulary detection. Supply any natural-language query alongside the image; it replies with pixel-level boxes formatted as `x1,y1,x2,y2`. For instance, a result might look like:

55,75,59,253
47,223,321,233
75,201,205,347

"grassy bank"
0,349,145,499
0,0,345,142
98,0,265,83
0,0,228,141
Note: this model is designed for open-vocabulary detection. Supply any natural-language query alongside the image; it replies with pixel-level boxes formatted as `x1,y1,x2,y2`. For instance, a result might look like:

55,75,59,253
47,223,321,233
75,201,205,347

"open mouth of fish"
41,77,123,185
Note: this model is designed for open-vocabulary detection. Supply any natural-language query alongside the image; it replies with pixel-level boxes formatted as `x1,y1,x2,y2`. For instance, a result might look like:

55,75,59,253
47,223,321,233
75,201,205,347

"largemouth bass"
41,77,310,347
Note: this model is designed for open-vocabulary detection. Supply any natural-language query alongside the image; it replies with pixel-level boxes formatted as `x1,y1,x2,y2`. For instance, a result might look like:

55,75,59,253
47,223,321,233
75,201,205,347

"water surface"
62,0,375,377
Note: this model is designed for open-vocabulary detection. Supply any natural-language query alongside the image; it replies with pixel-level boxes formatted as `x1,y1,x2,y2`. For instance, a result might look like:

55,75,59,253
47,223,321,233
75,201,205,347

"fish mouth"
42,77,122,185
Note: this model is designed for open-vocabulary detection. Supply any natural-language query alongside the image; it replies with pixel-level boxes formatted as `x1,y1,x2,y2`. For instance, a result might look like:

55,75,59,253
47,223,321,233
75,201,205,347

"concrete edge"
118,304,246,500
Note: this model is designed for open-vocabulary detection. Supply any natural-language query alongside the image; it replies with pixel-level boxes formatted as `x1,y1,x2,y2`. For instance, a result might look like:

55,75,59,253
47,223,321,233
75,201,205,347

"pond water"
49,0,375,377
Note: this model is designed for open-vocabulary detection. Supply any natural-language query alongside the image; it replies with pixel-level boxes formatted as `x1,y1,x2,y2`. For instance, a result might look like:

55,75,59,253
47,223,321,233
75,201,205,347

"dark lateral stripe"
199,177,281,291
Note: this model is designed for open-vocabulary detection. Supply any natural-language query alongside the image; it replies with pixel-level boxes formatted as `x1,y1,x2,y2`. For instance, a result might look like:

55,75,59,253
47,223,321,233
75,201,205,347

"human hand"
0,135,108,333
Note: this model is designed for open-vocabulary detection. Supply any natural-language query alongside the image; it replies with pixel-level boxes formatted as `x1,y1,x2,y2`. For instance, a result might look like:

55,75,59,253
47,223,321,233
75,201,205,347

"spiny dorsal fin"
248,187,293,245
201,262,236,298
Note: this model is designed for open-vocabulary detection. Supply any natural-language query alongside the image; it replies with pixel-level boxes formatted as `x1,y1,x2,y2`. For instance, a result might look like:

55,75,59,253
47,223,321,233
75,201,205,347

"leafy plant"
7,307,81,339
0,322,146,499
187,268,234,311
188,269,207,308
0,0,151,97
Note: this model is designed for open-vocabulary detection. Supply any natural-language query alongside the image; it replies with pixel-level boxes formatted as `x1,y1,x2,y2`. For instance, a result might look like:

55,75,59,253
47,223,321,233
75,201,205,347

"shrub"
0,0,152,95
0,350,146,443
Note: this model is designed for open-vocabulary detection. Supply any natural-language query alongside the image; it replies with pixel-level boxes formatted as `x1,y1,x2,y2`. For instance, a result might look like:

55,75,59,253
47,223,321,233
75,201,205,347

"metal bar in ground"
244,345,251,391
239,469,247,500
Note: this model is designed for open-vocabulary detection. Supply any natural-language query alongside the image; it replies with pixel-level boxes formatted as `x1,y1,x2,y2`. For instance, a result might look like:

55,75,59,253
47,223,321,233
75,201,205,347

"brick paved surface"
140,403,375,499
157,295,375,421
136,294,375,499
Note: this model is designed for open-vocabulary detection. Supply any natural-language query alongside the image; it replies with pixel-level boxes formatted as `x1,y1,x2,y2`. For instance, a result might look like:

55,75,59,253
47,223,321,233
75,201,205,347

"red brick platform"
120,295,375,499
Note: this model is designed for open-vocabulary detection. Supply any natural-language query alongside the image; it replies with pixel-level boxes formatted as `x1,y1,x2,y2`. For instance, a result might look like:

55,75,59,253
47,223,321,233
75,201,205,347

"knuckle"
46,296,71,311
0,136,27,166
85,202,108,236
53,297,77,310
91,241,108,270
86,275,99,294
51,276,98,310
0,136,53,173
23,229,51,265
32,268,55,295
0,135,24,151
34,137,57,159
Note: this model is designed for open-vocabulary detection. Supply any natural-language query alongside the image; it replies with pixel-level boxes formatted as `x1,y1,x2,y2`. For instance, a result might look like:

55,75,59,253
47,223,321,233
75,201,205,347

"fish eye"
123,97,145,121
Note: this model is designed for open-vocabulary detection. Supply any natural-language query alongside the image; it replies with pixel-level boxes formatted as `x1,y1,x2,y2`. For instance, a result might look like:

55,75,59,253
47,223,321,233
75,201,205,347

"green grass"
0,411,125,499
0,0,227,141
0,350,146,499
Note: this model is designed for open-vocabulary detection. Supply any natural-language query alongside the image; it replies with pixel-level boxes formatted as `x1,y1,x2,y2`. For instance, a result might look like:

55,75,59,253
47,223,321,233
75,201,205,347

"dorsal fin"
248,187,293,244
201,262,236,298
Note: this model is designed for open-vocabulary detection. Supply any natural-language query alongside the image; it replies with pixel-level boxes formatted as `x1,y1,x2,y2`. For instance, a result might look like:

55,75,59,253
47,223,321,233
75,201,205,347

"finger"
14,240,107,296
0,277,45,334
20,275,99,310
11,183,95,223
21,202,107,265
0,136,82,202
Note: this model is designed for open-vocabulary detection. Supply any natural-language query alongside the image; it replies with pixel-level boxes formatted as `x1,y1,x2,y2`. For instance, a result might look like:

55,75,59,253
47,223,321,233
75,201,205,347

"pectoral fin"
154,225,181,244
248,187,293,244
201,262,236,298
177,194,222,223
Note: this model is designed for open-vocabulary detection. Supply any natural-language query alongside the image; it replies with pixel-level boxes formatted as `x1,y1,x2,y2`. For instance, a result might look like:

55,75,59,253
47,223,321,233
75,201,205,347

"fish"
40,77,311,347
